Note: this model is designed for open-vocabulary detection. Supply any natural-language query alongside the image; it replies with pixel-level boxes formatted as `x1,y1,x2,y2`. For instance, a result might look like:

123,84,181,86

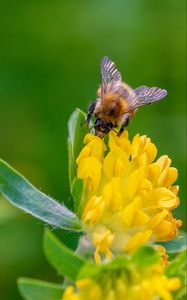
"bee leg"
117,117,130,136
86,101,96,124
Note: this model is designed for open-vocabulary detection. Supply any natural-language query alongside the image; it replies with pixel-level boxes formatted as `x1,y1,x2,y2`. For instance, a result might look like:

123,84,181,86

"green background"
0,1,186,299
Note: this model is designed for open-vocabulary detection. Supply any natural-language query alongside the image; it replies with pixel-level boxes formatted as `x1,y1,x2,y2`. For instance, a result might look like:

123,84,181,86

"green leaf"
165,250,187,300
77,262,99,280
71,178,84,215
68,108,88,163
132,246,160,268
43,229,85,281
18,278,64,300
0,159,81,231
166,251,186,277
68,139,77,190
77,257,129,281
78,254,130,280
158,230,187,254
68,109,89,187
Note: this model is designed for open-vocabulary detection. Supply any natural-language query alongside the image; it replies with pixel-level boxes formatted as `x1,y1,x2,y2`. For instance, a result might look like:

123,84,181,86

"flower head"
76,131,182,263
61,247,180,300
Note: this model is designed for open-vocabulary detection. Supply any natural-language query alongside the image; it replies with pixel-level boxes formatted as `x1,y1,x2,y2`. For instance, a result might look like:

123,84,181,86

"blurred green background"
0,0,186,299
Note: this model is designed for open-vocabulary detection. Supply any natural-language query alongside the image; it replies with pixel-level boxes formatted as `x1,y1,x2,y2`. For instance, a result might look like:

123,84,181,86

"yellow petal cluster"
61,260,180,300
76,132,182,263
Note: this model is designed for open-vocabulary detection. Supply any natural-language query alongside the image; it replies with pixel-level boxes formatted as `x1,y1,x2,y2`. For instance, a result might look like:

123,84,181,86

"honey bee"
86,56,167,138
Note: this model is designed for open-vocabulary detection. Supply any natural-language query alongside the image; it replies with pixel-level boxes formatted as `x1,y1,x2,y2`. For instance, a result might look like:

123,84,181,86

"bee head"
94,118,113,138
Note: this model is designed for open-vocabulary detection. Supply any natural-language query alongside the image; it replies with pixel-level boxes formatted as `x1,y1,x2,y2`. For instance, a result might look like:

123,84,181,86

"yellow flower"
61,248,180,300
61,277,180,300
140,275,180,300
154,245,169,266
93,230,115,263
77,157,102,192
76,131,182,262
62,286,80,300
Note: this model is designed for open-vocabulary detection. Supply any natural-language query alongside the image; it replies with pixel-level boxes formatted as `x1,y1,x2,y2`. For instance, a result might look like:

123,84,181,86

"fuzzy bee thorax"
95,93,128,124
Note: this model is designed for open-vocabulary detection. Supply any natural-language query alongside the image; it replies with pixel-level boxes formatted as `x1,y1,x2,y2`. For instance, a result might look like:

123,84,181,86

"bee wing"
100,56,122,98
128,86,167,110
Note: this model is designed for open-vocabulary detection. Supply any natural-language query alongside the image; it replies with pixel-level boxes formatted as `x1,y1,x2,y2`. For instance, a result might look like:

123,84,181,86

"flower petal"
109,130,131,157
125,230,152,252
149,187,179,209
103,146,129,178
77,157,102,191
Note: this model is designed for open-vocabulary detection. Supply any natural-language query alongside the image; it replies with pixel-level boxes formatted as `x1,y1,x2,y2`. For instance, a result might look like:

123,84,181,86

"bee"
86,56,167,138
